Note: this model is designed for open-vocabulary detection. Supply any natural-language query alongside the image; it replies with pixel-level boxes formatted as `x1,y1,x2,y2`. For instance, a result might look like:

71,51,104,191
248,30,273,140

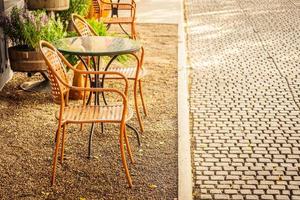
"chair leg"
123,125,134,164
101,122,104,133
80,76,88,131
106,23,111,31
126,123,141,146
88,123,95,159
120,123,133,187
134,79,144,133
51,123,62,185
60,124,67,164
131,22,136,39
139,80,148,116
54,128,59,143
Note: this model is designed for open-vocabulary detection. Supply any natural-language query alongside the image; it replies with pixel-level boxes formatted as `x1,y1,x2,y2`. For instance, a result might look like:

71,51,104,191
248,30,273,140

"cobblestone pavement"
186,0,300,199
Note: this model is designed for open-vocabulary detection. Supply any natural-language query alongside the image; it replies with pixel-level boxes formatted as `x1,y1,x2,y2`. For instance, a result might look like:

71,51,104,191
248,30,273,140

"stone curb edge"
178,0,193,199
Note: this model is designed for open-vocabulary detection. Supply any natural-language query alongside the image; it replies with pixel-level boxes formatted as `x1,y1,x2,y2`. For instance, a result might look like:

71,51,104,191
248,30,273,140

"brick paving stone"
210,189,222,194
261,195,275,200
276,195,290,200
199,194,213,200
240,190,252,195
253,190,265,195
292,190,300,195
214,194,230,200
291,196,300,200
245,195,259,200
282,190,291,195
266,189,280,195
232,195,244,200
242,185,256,189
187,0,300,199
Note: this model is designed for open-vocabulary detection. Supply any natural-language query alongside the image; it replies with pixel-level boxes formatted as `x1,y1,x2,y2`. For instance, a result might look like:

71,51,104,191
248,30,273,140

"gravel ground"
0,24,178,199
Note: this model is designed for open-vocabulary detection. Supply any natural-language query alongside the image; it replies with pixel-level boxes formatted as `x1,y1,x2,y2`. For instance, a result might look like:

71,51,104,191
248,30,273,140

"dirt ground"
0,24,178,199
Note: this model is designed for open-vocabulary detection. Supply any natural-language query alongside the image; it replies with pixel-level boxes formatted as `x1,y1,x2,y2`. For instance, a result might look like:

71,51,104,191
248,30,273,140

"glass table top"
53,36,141,56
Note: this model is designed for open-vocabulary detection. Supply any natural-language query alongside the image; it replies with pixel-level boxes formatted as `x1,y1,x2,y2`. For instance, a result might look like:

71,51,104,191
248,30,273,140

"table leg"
118,24,131,38
77,55,100,158
78,54,142,158
126,124,141,146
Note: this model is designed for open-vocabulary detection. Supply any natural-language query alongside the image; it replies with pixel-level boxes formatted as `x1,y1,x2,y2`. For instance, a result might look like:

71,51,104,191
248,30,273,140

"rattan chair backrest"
72,14,97,37
40,41,70,104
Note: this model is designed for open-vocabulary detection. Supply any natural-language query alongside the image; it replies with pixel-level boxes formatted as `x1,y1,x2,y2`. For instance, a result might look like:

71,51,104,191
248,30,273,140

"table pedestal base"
87,123,141,159
20,79,50,92
20,72,50,92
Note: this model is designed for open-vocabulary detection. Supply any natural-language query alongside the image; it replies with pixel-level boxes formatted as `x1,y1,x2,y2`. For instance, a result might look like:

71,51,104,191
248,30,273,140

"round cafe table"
54,36,141,158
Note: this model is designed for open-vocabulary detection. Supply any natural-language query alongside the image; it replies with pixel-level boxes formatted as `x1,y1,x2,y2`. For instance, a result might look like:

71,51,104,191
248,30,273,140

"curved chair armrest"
70,85,126,99
120,46,144,71
70,70,129,97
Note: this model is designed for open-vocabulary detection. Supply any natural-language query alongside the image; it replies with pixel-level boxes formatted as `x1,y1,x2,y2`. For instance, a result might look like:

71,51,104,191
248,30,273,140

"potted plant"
0,7,65,72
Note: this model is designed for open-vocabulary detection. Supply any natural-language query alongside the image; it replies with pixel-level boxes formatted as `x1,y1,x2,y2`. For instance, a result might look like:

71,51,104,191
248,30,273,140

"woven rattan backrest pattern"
72,14,97,37
74,18,94,36
41,47,69,104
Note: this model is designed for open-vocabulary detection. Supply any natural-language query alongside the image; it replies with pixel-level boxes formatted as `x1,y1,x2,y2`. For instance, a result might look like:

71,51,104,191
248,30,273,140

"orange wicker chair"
90,0,137,39
39,40,135,187
72,13,147,133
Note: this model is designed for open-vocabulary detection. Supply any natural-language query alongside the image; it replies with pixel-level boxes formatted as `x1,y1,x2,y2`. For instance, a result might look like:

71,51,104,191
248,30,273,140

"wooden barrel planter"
8,46,47,72
27,0,69,11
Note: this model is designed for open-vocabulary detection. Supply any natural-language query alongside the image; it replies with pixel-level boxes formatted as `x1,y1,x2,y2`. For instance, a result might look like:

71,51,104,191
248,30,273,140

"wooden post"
0,0,3,11
0,0,24,90
0,0,11,90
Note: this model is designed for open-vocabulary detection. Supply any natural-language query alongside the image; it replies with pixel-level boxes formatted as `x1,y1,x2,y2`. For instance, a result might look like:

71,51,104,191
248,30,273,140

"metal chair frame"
39,40,135,187
91,0,137,39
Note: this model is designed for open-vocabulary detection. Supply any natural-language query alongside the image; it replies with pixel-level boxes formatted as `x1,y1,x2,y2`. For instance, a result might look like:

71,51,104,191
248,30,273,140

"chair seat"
99,67,147,80
56,104,133,123
102,17,134,24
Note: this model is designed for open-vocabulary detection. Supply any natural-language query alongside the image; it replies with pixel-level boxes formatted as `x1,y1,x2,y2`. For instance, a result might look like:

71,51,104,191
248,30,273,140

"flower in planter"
0,7,25,46
0,7,66,50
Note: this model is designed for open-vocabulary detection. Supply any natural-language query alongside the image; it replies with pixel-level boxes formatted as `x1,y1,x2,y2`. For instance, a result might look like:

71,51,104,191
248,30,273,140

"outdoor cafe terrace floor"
0,24,178,199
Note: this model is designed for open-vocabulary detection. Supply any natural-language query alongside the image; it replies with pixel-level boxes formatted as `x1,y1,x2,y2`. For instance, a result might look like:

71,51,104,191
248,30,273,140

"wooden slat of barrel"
27,0,69,11
8,47,47,72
